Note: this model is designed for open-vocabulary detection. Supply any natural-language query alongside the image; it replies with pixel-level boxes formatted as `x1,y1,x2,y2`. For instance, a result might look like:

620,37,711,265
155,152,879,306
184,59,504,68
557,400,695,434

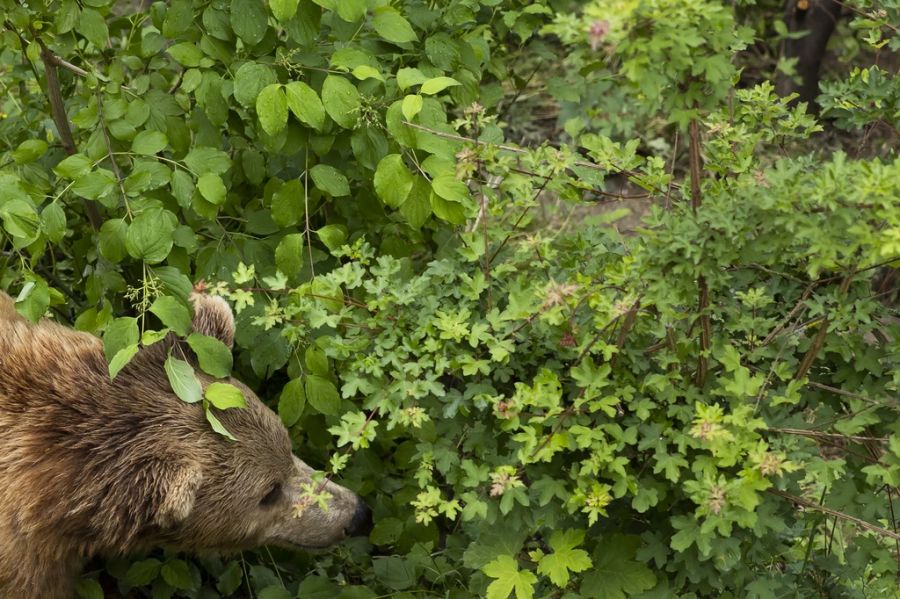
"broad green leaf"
321,75,360,129
13,140,48,164
397,68,428,91
165,355,203,404
78,8,108,48
271,178,304,227
233,62,277,108
54,154,92,179
257,84,288,135
41,202,66,243
285,81,326,130
125,209,175,263
335,0,365,22
125,558,162,586
399,176,432,228
316,224,347,251
372,8,417,44
205,382,247,410
275,233,305,280
401,94,423,121
103,316,139,362
420,76,461,95
74,579,103,599
98,218,128,262
310,164,350,196
231,0,269,46
72,169,116,201
580,536,656,599
184,147,231,175
149,296,191,336
432,174,470,203
167,42,205,67
187,333,234,378
161,559,194,590
197,172,227,205
108,344,139,380
374,154,414,208
269,0,300,21
279,378,306,427
305,374,341,415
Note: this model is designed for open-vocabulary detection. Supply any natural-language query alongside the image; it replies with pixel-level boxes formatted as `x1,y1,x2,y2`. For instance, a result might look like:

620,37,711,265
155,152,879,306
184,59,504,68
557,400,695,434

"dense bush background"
0,0,898,597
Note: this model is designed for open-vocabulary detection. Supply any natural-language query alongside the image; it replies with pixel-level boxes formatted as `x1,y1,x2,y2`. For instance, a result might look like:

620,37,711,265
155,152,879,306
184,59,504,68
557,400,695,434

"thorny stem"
688,118,710,388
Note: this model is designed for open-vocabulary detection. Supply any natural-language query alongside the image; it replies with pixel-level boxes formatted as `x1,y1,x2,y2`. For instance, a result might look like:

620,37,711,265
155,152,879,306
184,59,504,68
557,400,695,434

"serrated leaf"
126,558,162,586
108,344,139,380
206,408,237,441
233,62,277,108
316,224,347,252
537,529,592,588
483,556,536,599
231,0,269,46
161,559,194,590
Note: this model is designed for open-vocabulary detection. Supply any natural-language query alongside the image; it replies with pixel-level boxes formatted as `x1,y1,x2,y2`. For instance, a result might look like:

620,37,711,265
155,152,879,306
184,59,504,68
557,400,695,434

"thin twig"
768,488,900,542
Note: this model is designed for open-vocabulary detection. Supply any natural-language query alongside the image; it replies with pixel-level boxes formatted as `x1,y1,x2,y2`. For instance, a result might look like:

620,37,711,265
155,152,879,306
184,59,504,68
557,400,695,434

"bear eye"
260,482,283,507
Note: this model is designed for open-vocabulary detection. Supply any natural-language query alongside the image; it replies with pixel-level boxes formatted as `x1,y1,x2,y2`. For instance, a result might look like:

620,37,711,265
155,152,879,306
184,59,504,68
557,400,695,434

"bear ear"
190,292,235,349
154,460,204,528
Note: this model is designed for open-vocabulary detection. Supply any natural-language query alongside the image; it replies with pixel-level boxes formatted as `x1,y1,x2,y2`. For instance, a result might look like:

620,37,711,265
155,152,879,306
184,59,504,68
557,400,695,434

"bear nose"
345,500,373,537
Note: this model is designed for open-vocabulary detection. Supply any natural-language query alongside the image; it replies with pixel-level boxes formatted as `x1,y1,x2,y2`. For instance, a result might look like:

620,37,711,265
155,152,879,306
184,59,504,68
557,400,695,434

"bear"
0,290,371,598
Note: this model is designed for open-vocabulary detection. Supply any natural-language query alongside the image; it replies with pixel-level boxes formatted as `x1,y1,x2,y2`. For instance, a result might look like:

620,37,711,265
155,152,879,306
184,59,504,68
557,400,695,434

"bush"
1,0,898,597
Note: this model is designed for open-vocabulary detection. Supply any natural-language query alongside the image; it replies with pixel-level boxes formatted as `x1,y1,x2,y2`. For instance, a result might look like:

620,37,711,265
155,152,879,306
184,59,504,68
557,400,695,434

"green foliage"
0,0,898,597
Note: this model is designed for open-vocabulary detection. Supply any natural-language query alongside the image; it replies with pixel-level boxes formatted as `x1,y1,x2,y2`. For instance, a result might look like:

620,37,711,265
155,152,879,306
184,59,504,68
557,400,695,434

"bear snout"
345,499,373,538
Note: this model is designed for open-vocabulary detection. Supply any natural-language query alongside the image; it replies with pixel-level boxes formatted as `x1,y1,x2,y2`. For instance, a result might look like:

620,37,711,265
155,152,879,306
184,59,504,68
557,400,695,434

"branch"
35,39,102,230
768,488,900,542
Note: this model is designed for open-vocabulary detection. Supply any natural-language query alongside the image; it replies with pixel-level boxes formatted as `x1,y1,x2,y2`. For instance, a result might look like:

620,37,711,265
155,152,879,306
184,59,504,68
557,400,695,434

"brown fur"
0,292,367,598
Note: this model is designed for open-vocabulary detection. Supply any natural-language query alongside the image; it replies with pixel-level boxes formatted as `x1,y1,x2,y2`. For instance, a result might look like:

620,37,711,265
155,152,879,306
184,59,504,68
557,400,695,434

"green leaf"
483,556,537,599
316,224,347,252
420,76,461,95
167,42,205,67
205,382,247,410
269,0,300,21
206,408,237,441
197,172,227,205
258,587,292,599
374,154,414,208
41,202,67,243
271,179,304,227
132,130,169,155
432,174,470,203
149,296,191,336
275,233,305,280
187,333,234,378
373,556,417,590
231,0,269,46
371,8,418,44
401,94,423,121
397,68,428,91
305,374,341,415
321,75,360,129
125,558,162,586
108,344,140,379
184,147,231,175
257,84,288,136
579,536,656,599
126,209,175,263
13,140,48,164
72,169,116,201
399,177,432,228
103,316,139,362
74,579,103,599
78,8,108,48
99,218,128,262
54,154,92,179
278,378,306,427
285,81,326,130
161,559,194,590
165,355,204,404
536,529,593,588
334,0,365,22
310,164,350,196
233,62,277,108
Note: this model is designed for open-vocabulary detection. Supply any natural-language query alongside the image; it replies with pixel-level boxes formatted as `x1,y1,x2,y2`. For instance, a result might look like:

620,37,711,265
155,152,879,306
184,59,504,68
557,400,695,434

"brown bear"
0,291,370,598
